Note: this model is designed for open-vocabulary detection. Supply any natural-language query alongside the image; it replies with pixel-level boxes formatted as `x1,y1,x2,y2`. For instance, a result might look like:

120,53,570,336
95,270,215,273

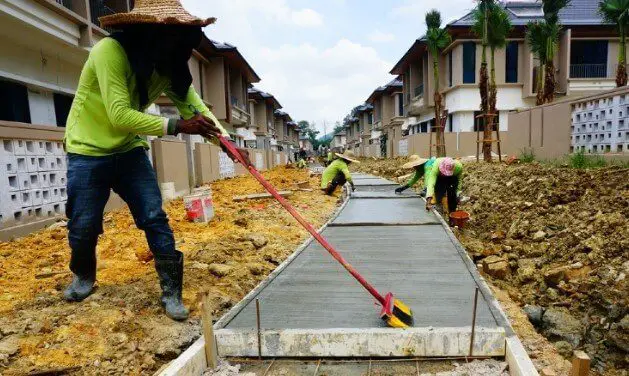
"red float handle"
218,135,385,305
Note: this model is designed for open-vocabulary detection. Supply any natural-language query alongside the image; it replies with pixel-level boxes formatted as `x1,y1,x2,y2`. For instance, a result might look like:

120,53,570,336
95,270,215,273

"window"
570,41,608,78
397,93,404,116
420,122,428,133
54,93,73,127
448,51,453,87
367,112,373,125
463,42,476,84
0,80,31,123
505,41,518,83
448,114,453,132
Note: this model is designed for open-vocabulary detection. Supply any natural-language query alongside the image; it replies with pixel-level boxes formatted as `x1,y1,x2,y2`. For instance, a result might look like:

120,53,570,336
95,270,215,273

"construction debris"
353,158,628,374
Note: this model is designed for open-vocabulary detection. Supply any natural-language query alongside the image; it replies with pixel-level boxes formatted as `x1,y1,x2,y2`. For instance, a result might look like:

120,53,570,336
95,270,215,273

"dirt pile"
0,166,338,375
354,158,628,375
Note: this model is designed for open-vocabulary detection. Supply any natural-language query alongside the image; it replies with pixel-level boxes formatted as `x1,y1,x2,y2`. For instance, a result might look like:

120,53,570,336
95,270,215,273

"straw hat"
401,155,429,169
100,0,216,28
335,151,360,164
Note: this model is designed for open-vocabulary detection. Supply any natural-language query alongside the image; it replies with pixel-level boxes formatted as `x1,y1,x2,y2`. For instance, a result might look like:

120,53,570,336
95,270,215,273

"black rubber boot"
64,272,96,302
155,251,189,321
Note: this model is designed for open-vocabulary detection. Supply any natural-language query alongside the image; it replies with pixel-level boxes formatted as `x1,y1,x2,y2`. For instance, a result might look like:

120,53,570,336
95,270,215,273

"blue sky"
183,0,477,134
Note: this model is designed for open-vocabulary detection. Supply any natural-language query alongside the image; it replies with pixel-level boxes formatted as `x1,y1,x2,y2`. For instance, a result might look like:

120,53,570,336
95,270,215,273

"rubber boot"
154,251,189,321
64,272,96,302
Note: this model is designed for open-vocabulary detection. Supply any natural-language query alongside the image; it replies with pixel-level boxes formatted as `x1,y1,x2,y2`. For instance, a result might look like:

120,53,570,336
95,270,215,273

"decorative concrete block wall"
572,93,629,154
0,139,67,228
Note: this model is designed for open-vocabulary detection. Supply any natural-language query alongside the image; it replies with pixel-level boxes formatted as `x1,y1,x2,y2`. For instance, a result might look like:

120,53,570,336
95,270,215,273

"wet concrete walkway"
214,174,507,358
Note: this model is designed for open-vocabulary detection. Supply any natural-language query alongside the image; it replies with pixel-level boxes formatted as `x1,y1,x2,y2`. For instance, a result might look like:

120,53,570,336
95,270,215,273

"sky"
183,0,477,135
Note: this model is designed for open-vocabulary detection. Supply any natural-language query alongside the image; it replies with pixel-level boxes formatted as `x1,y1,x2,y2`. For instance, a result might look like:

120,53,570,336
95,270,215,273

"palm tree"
599,0,629,86
526,21,548,105
541,0,570,103
472,0,495,161
487,5,512,115
425,10,451,157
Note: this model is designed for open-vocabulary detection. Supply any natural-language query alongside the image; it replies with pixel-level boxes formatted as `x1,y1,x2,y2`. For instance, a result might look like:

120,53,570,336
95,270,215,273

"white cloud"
253,39,393,131
290,9,323,27
368,30,396,43
390,0,475,30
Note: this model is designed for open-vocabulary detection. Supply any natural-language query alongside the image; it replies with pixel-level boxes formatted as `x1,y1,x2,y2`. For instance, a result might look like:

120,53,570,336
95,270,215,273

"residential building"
273,110,295,152
356,104,374,157
248,87,282,150
390,0,618,136
365,78,404,157
330,131,346,150
155,36,261,148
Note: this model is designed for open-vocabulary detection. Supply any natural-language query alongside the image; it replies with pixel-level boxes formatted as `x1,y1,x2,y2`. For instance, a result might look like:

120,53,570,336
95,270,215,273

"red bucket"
449,211,470,228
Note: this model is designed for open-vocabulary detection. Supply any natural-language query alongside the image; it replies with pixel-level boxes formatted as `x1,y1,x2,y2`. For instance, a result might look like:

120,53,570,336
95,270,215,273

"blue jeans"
66,147,176,277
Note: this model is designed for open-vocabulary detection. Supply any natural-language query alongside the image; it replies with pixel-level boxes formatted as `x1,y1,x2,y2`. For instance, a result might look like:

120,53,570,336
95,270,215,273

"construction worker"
394,155,436,196
326,148,336,166
425,157,463,213
62,0,250,321
321,150,359,195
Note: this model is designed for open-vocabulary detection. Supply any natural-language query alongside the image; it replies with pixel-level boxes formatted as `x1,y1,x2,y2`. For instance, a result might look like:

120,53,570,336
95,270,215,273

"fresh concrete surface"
332,199,439,225
350,190,418,199
352,178,399,186
213,175,505,357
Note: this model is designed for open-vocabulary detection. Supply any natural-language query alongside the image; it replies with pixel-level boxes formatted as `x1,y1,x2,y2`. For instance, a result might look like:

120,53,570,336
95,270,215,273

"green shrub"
519,148,536,163
569,151,607,169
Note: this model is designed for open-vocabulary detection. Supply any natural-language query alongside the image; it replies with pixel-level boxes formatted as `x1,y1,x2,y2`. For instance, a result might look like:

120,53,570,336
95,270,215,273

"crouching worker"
63,0,250,321
394,155,436,195
321,151,359,195
425,157,463,213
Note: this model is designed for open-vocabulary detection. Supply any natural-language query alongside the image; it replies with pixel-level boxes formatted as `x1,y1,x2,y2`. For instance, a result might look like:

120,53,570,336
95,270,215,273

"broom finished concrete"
211,173,506,358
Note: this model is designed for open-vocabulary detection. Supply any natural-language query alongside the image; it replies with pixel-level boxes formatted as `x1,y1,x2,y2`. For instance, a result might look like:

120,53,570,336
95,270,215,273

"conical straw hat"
401,155,429,169
100,0,216,28
335,151,360,164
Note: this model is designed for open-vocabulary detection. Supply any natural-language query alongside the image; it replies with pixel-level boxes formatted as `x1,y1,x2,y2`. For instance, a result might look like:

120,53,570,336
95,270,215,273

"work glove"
425,197,433,211
395,185,408,194
171,115,222,138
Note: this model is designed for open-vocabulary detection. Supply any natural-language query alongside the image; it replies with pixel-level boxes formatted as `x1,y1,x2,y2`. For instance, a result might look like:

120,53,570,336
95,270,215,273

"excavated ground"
0,166,339,375
354,158,628,376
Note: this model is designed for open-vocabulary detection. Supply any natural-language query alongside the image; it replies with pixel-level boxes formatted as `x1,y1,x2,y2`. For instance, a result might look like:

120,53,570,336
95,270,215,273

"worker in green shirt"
62,0,250,321
425,157,464,213
394,155,436,196
321,151,359,195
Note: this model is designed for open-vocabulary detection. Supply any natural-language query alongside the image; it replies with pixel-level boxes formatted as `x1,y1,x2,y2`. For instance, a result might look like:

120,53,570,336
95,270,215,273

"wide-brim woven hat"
401,155,429,169
335,151,360,164
100,0,216,28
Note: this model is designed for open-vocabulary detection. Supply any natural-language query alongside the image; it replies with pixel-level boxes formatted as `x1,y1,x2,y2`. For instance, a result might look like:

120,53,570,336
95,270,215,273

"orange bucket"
449,211,470,228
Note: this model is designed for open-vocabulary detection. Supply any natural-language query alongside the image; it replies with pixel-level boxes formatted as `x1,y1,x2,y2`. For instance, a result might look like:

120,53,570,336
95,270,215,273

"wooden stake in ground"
570,350,590,376
200,294,218,369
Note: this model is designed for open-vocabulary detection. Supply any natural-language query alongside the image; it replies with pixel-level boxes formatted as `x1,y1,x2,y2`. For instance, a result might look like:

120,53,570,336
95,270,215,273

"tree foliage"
599,0,629,86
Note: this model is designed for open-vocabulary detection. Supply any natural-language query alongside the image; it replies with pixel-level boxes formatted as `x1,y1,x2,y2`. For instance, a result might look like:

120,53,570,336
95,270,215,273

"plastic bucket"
449,210,470,228
183,190,214,223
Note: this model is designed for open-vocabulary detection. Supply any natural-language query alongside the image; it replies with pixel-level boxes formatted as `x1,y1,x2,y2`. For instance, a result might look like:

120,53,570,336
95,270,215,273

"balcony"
570,64,607,79
231,96,250,126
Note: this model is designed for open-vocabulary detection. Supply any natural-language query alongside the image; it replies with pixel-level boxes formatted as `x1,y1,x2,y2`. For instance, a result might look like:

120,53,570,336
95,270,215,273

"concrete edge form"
506,336,540,376
429,203,539,375
156,186,352,376
214,327,506,358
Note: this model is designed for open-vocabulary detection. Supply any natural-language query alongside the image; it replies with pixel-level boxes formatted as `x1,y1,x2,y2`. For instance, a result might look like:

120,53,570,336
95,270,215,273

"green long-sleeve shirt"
321,159,352,188
64,37,228,156
425,158,463,198
404,157,437,187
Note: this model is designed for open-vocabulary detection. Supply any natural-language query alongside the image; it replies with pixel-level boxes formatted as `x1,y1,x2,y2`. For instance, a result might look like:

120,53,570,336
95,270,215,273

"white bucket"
183,188,214,223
